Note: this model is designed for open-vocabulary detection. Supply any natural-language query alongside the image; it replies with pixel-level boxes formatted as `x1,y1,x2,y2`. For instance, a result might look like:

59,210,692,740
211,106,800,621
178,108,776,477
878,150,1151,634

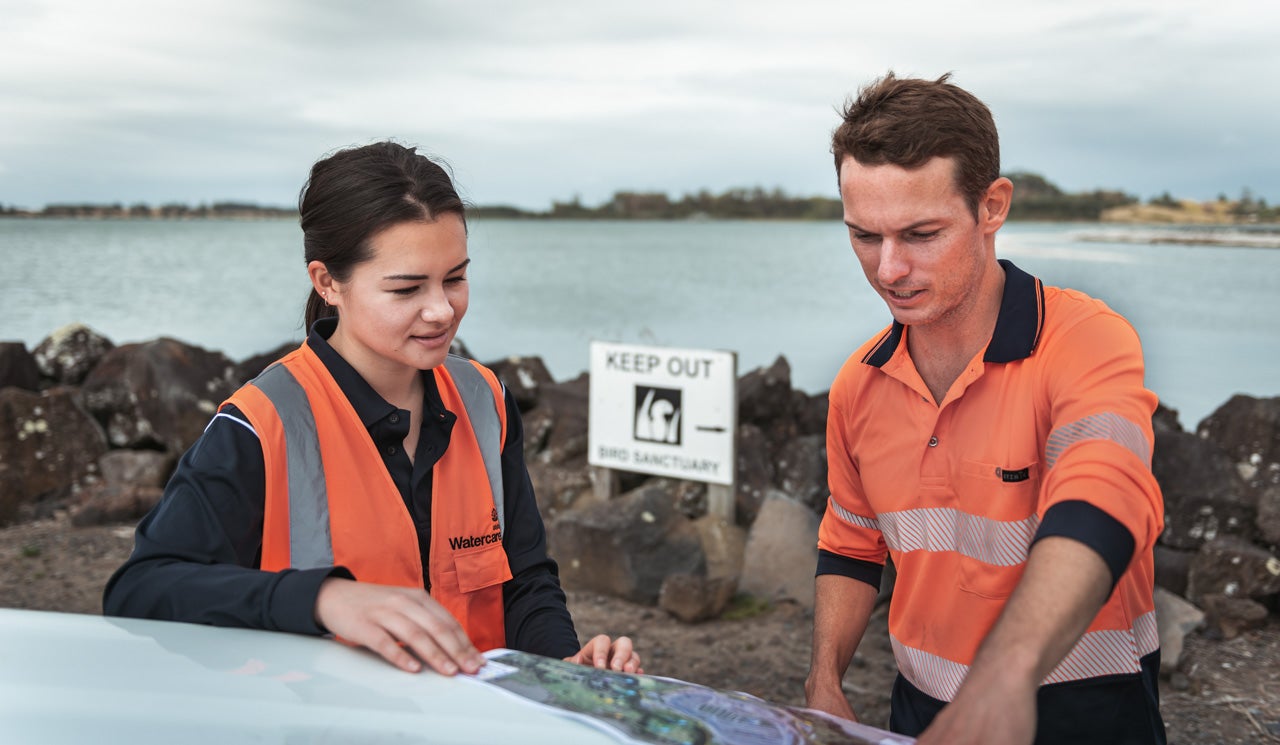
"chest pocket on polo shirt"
449,542,513,593
953,459,1041,599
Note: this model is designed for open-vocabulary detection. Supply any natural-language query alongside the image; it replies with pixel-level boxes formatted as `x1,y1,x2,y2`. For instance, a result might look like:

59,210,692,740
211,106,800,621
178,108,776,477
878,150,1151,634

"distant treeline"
4,174,1275,222
0,202,296,219
474,174,1275,222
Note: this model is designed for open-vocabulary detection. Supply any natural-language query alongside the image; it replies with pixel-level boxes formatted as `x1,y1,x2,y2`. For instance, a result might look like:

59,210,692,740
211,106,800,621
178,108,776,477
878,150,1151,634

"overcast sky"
2,0,1276,211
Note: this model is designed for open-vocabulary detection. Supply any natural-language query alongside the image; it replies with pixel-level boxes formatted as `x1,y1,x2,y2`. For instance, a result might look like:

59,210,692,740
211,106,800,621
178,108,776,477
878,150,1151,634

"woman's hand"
315,577,486,675
564,634,643,674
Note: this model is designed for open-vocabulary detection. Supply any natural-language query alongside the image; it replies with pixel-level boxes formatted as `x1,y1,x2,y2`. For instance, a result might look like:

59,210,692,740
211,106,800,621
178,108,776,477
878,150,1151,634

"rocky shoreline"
2,323,1279,677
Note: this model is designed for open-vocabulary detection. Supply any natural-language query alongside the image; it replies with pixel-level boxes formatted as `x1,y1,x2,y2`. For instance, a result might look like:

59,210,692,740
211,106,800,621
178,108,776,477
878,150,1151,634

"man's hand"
803,677,859,722
564,634,643,673
314,577,486,675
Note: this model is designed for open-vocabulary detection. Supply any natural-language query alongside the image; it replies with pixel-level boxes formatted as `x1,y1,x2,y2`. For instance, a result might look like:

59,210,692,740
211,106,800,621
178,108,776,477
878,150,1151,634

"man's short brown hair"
832,72,1000,218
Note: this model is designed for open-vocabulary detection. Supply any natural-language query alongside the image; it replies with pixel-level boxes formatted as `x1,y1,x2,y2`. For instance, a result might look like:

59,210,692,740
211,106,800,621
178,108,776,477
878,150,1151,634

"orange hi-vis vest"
225,342,512,651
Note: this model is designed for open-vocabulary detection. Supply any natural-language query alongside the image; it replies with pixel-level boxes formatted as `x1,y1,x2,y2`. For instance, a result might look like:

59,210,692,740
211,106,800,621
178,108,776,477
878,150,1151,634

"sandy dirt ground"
2,514,1278,744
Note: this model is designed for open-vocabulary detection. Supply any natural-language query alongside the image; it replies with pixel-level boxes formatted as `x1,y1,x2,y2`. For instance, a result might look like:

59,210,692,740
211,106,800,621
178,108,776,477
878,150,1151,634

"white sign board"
588,341,736,486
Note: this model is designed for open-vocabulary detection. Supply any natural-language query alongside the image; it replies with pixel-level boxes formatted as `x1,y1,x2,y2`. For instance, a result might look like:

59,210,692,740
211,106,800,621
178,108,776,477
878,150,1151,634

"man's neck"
907,265,1006,405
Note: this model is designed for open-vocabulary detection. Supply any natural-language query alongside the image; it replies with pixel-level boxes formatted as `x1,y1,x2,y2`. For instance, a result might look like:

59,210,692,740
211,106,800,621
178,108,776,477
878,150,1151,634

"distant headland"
2,172,1276,224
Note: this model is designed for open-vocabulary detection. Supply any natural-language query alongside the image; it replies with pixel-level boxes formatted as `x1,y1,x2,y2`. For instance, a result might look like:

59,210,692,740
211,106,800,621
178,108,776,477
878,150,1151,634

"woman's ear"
308,260,338,306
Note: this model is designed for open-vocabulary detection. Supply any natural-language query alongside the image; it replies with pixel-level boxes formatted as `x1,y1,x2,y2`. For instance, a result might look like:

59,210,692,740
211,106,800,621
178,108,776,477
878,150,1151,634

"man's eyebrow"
843,220,939,232
382,259,471,281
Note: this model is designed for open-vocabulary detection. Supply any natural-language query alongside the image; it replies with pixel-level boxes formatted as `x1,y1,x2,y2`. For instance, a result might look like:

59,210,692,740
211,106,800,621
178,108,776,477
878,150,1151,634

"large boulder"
0,342,41,391
1257,484,1280,548
485,355,555,412
1153,428,1254,550
69,449,176,527
737,356,799,448
795,389,829,438
80,338,239,452
32,323,115,385
1185,535,1280,604
739,490,820,609
1152,401,1184,437
734,424,774,526
775,434,828,514
1197,395,1280,493
547,481,705,605
1153,586,1203,673
1153,544,1195,597
525,373,590,466
0,386,108,523
1199,593,1269,640
526,456,593,520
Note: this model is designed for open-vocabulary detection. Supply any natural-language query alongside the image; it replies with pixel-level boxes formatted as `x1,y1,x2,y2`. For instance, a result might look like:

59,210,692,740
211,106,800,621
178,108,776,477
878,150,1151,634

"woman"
103,141,640,677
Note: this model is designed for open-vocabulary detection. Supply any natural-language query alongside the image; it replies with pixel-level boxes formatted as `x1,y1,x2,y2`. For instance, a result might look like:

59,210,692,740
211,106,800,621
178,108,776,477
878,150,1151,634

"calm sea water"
2,218,1276,429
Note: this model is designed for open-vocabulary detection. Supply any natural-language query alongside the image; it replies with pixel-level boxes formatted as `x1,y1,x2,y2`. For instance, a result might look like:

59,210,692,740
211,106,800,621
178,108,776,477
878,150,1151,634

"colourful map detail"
472,649,914,745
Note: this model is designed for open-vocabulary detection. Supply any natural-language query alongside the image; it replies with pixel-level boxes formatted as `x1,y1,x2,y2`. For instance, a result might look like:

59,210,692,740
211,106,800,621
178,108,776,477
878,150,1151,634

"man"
805,72,1166,745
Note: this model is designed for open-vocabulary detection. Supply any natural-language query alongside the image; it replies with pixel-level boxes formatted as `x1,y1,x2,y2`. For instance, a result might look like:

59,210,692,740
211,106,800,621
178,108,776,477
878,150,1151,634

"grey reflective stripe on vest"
443,355,505,534
251,363,334,569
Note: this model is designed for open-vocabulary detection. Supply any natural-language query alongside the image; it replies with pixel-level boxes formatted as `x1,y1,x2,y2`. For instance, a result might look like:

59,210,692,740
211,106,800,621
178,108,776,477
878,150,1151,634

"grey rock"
1152,401,1184,436
486,356,555,412
0,342,41,391
32,323,115,385
80,338,239,452
737,356,805,449
547,481,705,605
1154,544,1196,597
1196,394,1280,493
658,573,737,623
1153,586,1203,673
97,450,176,489
1257,484,1280,547
775,434,828,514
734,424,774,526
71,483,164,527
1153,428,1254,550
1186,535,1280,604
739,490,820,609
525,373,589,465
1200,593,1269,640
796,390,829,438
693,514,746,581
526,456,593,520
0,386,108,523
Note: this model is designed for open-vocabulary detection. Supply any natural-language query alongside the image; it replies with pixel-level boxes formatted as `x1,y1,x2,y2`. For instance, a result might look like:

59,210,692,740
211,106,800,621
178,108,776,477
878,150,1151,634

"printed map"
470,649,914,745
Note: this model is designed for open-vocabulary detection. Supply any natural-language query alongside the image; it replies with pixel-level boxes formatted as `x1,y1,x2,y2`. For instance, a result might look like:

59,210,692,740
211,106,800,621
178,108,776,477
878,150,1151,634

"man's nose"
877,239,910,285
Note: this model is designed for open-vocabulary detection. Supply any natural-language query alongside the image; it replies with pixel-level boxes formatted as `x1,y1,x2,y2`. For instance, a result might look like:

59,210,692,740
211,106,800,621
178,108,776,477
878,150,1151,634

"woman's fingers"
315,578,484,675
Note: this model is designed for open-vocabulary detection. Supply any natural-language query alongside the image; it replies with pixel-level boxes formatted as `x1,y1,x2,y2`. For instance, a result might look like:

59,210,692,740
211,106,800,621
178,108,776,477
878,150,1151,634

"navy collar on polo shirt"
305,317,457,429
863,258,1046,368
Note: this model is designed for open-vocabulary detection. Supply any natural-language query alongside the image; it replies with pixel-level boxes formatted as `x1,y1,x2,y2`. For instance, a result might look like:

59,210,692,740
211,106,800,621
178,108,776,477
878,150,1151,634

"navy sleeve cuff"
816,549,884,590
1033,500,1135,593
269,566,355,635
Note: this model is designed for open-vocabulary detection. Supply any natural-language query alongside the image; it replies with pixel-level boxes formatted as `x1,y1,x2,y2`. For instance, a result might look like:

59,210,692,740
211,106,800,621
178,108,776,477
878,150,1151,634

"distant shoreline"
4,171,1276,224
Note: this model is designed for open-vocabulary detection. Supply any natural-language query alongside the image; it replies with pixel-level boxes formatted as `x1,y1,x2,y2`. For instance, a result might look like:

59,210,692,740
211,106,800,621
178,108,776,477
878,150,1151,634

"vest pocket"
953,459,1040,599
452,542,513,593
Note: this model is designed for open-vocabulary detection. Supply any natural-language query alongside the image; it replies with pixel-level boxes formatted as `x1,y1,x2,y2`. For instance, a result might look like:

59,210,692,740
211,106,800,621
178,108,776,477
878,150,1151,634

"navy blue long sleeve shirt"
103,319,580,658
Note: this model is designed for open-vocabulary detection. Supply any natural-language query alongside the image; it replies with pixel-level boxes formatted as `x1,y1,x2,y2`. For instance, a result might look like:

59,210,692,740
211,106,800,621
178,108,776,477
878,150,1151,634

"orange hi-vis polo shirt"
818,259,1164,704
